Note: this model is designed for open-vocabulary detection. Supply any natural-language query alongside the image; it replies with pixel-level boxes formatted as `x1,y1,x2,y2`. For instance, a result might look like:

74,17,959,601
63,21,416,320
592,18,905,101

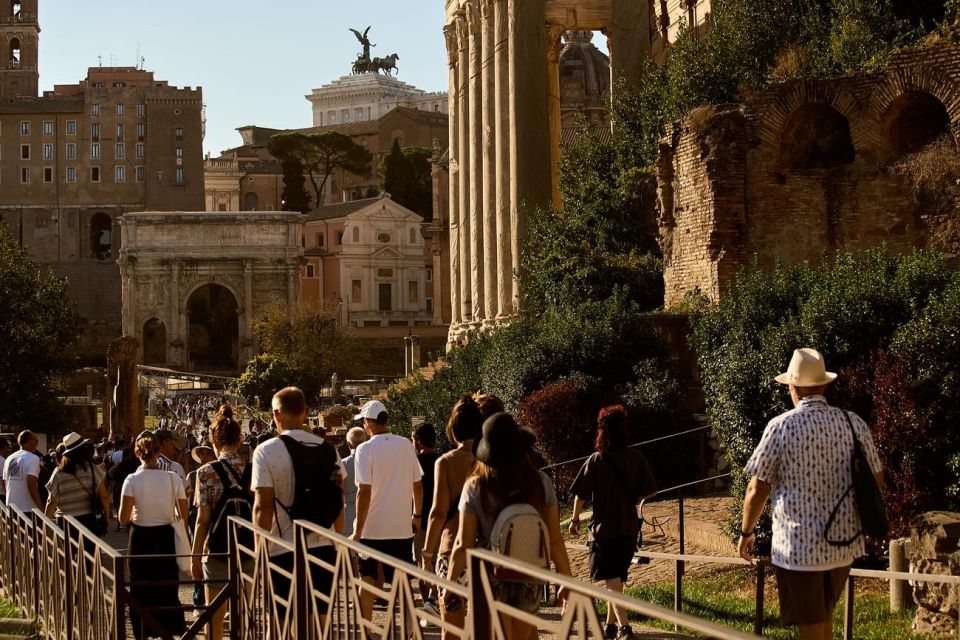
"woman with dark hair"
569,405,658,640
444,412,572,640
421,394,484,636
118,431,188,639
45,432,110,533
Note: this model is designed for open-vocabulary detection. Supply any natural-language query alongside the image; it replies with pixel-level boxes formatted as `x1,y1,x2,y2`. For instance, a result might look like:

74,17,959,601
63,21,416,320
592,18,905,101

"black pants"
127,523,186,640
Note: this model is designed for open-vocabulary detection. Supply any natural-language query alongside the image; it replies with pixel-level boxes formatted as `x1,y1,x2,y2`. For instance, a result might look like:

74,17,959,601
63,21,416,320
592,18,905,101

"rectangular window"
305,264,316,278
352,279,362,301
136,166,145,182
426,268,433,282
91,167,100,182
91,123,100,141
65,120,76,135
137,103,146,117
137,123,145,141
42,143,53,160
66,143,76,159
116,124,124,139
408,281,419,304
174,167,183,184
315,233,325,247
426,297,434,312
42,121,53,135
175,127,183,140
175,147,183,158
20,144,29,160
336,231,344,244
115,165,125,182
20,121,30,135
20,167,29,183
91,104,100,117
43,167,52,182
378,283,392,311
66,166,76,182
90,143,100,159
115,103,124,117
136,143,145,159
115,143,125,158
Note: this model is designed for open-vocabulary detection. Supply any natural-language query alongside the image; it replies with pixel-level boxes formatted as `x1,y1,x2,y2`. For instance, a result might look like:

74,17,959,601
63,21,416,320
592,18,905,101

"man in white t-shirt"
252,387,345,621
351,400,423,619
0,437,11,503
3,431,43,512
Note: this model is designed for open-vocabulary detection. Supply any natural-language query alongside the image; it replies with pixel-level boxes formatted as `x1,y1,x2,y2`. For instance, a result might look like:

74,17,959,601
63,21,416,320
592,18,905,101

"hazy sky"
39,1,450,156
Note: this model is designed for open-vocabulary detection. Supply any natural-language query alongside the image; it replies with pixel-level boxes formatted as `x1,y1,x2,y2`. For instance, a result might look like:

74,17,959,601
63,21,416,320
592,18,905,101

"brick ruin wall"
658,42,960,306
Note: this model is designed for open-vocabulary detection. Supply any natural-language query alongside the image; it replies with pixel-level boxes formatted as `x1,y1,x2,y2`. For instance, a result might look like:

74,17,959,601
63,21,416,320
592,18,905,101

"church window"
9,38,20,64
65,120,76,135
19,120,30,135
66,167,76,182
116,104,124,117
42,121,53,135
352,226,360,243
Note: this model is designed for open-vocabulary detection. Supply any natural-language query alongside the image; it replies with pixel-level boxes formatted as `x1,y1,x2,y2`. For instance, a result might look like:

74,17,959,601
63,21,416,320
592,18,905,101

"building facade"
0,1,204,359
307,72,447,127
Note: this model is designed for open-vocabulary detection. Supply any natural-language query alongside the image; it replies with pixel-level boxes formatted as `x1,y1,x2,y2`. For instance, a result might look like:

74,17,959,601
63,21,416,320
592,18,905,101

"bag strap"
824,411,862,547
69,464,96,498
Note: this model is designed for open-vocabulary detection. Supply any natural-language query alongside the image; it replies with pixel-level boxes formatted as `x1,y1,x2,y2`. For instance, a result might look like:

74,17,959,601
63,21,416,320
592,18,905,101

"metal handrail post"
753,561,765,636
844,574,855,640
228,523,240,640
114,555,127,640
62,519,74,638
293,523,309,639
675,492,685,620
468,551,491,640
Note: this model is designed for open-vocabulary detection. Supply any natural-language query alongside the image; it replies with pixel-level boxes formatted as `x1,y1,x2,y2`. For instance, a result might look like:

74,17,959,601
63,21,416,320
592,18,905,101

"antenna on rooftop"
97,53,102,67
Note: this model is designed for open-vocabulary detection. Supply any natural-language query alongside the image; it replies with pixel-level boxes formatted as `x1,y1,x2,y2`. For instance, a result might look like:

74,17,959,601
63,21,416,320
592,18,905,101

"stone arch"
869,65,960,131
185,283,239,370
881,91,951,163
90,212,112,260
9,37,19,63
779,104,856,170
142,318,166,365
243,192,259,211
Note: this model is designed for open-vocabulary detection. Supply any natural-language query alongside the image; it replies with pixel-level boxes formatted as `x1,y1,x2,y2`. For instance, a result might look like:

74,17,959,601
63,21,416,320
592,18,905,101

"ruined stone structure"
118,211,303,373
104,335,141,438
658,43,960,306
910,511,960,636
442,0,709,343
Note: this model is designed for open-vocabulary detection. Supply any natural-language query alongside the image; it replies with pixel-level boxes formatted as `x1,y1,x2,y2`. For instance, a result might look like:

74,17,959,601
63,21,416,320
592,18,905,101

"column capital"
454,12,469,49
546,23,565,64
443,23,459,66
480,0,494,19
464,1,481,36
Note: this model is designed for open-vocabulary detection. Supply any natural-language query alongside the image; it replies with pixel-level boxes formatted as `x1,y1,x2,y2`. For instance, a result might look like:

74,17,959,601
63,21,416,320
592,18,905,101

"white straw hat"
774,348,838,387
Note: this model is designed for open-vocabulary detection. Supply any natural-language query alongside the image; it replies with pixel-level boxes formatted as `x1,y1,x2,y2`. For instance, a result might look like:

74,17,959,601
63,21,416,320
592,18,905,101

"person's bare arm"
738,476,772,563
253,486,275,531
444,511,478,599
44,495,57,518
569,495,587,536
352,484,371,540
422,458,449,568
192,504,212,580
118,495,134,525
97,480,111,528
27,475,42,510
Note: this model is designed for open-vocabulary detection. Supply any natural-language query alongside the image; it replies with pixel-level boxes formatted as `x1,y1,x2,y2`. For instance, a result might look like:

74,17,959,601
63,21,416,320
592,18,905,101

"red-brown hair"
595,405,629,453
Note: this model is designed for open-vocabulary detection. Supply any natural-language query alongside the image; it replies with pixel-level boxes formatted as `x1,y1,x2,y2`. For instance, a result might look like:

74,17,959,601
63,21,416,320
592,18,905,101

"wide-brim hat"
475,412,535,469
191,445,213,464
774,348,838,387
62,432,89,455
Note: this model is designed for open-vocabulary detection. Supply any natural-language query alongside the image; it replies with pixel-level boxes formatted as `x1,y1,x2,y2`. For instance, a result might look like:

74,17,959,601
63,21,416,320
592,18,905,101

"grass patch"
612,566,928,639
0,596,21,618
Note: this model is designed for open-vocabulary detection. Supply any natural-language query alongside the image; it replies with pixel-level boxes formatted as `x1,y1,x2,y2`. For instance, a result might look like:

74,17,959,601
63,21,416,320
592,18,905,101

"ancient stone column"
481,0,497,328
106,335,141,439
466,0,484,329
243,259,254,363
508,0,552,309
609,0,651,87
456,13,472,330
432,246,445,325
546,24,565,211
443,23,462,333
494,0,512,319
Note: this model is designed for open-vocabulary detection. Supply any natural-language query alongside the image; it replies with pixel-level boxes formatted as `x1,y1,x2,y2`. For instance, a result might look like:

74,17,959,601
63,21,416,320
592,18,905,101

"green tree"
267,131,372,205
280,159,312,213
0,228,75,431
233,354,299,407
379,140,433,219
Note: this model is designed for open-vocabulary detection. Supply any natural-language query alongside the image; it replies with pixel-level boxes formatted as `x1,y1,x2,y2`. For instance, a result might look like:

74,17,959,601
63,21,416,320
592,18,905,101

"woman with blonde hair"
119,431,188,639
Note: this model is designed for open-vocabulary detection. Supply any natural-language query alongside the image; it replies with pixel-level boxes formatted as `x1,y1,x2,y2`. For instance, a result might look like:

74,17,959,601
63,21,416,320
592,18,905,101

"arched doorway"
142,319,167,365
780,104,856,170
884,91,951,162
187,284,239,370
243,192,259,211
90,212,112,260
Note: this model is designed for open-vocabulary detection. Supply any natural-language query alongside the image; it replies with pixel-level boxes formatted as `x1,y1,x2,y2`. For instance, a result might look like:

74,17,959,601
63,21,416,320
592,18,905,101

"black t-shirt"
417,451,440,529
569,449,657,540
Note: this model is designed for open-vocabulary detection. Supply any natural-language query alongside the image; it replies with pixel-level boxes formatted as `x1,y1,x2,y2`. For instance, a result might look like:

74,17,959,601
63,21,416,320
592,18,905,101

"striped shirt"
744,396,882,570
46,465,104,518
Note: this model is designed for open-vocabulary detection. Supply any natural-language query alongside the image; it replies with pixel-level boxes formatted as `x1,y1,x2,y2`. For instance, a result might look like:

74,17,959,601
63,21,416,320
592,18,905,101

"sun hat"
62,432,89,455
190,445,213,465
774,348,838,387
355,400,389,423
475,412,535,469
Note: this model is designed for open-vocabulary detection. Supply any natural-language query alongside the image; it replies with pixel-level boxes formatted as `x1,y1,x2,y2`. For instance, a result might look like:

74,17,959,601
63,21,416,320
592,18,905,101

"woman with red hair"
569,405,657,640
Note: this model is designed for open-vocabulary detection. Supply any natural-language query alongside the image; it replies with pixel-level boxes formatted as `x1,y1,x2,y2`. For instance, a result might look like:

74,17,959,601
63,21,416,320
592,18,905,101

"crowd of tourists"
0,347,883,640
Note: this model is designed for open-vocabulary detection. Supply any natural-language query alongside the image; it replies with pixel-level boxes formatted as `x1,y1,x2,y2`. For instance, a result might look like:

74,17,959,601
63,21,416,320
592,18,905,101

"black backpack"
208,460,254,554
275,435,343,530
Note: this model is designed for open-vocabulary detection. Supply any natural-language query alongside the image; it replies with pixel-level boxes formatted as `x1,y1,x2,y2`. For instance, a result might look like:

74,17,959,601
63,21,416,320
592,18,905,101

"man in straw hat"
738,348,884,640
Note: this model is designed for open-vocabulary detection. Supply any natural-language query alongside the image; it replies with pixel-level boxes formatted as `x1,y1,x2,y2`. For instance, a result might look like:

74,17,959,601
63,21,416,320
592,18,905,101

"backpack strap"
210,460,232,489
824,411,862,547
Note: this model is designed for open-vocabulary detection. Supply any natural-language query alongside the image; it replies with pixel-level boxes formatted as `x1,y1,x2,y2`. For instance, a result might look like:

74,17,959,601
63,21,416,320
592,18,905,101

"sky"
39,1,450,156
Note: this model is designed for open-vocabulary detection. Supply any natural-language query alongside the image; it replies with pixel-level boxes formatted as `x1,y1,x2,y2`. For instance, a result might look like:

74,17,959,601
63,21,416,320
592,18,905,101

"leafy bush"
895,135,960,215
691,248,960,546
233,354,299,407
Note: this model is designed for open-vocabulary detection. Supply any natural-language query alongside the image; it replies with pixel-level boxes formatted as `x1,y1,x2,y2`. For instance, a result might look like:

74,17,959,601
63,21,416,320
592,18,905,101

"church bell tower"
0,0,39,98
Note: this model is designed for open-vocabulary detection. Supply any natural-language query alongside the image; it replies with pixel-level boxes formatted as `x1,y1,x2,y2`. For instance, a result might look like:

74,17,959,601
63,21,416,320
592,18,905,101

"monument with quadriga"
350,26,400,75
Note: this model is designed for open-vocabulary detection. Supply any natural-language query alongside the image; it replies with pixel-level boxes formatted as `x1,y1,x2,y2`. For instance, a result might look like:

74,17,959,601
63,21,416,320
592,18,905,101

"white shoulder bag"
169,473,192,574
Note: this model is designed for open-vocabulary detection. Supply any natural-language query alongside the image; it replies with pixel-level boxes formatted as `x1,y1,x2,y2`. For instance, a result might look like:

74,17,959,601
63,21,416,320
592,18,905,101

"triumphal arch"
443,0,707,342
118,211,304,372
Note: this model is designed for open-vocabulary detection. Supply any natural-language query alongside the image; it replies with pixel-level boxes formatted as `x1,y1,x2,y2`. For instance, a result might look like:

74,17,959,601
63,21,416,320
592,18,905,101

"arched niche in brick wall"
779,104,856,171
882,91,951,163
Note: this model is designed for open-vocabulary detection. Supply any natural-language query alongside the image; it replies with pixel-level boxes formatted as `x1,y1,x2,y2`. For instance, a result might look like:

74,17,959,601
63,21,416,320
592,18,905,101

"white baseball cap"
355,400,388,422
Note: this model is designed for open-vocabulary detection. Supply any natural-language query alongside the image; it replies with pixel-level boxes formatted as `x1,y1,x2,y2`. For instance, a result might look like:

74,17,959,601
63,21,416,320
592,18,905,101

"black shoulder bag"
824,411,889,546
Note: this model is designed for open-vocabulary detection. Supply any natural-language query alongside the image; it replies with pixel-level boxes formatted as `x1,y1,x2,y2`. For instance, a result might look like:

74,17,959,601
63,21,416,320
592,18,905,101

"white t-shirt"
3,449,41,512
251,430,346,556
121,468,186,527
0,454,6,495
158,454,187,485
354,433,423,540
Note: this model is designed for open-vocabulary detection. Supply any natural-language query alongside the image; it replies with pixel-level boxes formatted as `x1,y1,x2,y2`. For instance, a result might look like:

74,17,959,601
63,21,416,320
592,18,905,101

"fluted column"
466,1,484,329
456,13,472,329
481,0,497,327
546,24,564,211
494,0,512,319
443,23,462,333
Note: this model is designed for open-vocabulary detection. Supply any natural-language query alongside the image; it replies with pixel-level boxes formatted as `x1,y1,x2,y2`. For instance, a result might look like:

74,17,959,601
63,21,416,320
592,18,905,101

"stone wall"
659,42,960,306
910,511,960,636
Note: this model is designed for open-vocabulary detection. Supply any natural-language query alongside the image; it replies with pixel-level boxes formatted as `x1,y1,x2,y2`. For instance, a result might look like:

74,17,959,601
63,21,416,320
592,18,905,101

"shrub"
233,354,299,406
895,136,960,215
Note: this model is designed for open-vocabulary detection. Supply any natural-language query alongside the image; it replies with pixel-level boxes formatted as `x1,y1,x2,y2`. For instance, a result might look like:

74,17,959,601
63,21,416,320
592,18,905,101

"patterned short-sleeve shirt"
194,452,246,508
744,395,882,570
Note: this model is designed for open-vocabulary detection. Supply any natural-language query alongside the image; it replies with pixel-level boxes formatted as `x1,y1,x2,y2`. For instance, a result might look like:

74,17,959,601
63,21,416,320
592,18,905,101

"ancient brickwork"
659,42,960,306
